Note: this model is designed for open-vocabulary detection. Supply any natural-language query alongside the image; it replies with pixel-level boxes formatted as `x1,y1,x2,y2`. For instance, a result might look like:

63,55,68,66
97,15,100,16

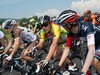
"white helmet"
2,19,16,29
11,20,16,25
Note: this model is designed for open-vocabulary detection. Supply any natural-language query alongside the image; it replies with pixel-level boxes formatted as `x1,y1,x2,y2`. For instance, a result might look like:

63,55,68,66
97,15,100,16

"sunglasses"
41,23,48,28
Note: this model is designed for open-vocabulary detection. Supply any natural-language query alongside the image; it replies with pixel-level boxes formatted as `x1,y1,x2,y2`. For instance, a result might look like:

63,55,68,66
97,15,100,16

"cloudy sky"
0,0,100,19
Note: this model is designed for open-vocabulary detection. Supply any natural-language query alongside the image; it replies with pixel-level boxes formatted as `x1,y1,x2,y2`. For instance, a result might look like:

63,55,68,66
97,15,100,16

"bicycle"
0,47,28,75
0,56,26,75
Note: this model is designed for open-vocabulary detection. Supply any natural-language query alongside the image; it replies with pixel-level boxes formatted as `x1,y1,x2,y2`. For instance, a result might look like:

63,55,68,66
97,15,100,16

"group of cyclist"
0,9,100,75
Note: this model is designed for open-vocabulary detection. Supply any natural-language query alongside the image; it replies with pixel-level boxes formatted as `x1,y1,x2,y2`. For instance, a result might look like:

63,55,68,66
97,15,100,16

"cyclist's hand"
3,56,12,65
27,50,33,54
0,54,8,61
3,59,9,65
23,49,32,55
38,60,48,67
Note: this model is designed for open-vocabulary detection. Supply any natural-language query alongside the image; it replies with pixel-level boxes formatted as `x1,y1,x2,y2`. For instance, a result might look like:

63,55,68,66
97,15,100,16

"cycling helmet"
29,18,35,23
10,20,16,25
2,19,16,29
2,20,9,29
58,10,78,24
39,15,51,25
52,17,57,22
22,21,27,25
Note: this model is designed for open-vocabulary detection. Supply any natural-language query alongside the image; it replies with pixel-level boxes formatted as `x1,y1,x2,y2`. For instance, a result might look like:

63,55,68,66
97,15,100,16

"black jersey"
68,21,100,45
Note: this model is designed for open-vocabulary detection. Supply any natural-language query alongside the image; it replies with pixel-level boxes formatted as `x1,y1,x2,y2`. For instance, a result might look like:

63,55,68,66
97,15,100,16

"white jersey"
20,31,37,43
0,30,4,38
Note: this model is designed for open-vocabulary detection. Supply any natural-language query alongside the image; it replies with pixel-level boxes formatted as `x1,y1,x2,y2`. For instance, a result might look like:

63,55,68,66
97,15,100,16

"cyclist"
0,19,16,55
22,21,28,28
2,22,37,65
29,18,40,34
35,15,78,72
83,10,92,22
91,12,100,26
54,10,100,74
82,10,100,26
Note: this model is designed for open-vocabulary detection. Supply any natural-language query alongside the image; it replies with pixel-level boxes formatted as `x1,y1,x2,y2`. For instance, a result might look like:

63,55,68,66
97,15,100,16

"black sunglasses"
41,23,48,28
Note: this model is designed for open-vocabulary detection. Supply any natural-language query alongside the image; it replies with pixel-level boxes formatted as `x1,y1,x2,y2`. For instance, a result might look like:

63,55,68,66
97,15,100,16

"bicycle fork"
9,66,13,75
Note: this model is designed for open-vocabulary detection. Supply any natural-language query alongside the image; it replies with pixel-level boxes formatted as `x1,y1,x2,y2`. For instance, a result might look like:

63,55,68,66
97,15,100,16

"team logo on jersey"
88,35,91,39
82,25,88,31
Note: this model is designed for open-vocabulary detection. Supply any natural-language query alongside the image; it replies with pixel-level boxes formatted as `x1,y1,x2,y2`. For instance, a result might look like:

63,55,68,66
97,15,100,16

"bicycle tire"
71,57,83,71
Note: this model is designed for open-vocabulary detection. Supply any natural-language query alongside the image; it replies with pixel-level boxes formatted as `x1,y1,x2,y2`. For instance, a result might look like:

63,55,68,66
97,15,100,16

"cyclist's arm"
36,40,44,49
58,36,73,66
9,37,20,58
59,47,70,66
3,39,13,54
45,25,60,62
45,37,58,62
81,33,95,73
36,32,40,38
26,41,36,50
36,30,45,49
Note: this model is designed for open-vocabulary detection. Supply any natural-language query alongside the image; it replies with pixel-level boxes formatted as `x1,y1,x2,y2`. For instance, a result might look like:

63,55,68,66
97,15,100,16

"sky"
0,0,100,19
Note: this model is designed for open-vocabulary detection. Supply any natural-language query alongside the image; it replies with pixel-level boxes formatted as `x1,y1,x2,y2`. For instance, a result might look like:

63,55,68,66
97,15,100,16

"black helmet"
39,15,51,25
58,10,78,24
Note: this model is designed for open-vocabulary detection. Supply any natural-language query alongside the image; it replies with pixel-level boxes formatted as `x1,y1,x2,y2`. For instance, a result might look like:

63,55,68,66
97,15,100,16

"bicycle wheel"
71,57,83,71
